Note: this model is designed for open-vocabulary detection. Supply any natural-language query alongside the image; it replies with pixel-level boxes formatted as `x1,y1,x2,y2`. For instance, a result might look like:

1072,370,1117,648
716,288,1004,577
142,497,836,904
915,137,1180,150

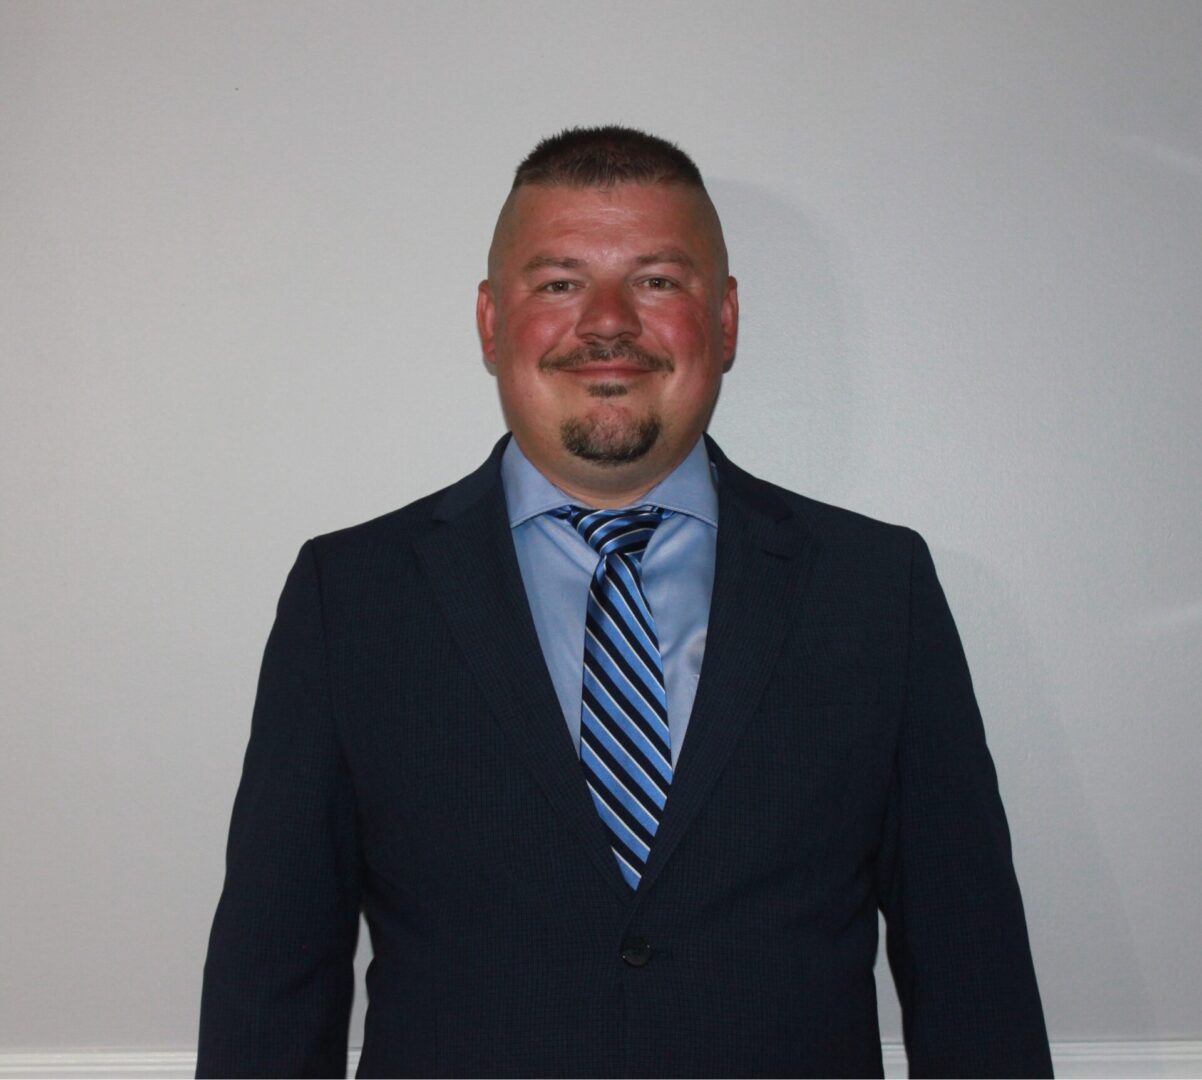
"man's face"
478,181,738,495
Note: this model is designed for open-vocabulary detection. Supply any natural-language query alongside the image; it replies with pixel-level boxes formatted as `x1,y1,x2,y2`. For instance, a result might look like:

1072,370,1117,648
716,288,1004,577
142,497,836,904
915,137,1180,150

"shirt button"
620,936,652,967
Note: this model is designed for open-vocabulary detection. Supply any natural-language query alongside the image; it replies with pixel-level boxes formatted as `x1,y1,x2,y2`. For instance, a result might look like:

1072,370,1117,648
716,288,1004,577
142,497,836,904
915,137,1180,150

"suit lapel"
412,441,632,902
635,442,815,899
411,436,814,905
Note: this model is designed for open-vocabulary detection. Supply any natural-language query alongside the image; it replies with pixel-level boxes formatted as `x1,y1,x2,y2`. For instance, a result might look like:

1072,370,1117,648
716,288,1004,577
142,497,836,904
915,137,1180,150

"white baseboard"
0,1051,194,1078
1046,1040,1202,1079
0,1041,1199,1078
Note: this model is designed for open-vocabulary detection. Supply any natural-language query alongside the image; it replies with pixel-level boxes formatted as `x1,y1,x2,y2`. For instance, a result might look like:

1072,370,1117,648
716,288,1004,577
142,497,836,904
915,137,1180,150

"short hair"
512,125,706,191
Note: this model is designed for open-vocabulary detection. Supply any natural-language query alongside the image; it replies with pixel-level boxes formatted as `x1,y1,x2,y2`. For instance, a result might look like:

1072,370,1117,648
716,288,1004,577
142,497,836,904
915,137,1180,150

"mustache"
539,343,673,373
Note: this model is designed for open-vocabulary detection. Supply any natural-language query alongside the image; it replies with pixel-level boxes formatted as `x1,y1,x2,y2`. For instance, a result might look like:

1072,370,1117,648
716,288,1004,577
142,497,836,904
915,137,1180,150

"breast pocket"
761,655,881,708
744,657,887,845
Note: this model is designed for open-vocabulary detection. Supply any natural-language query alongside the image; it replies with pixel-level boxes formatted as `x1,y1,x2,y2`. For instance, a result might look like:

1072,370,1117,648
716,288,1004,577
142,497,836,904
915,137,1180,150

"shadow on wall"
713,177,1162,1045
932,544,1157,1043
704,178,868,501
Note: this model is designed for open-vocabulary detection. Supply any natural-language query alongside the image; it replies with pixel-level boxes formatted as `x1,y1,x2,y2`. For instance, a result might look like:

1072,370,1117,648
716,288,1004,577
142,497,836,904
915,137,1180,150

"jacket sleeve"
197,541,361,1078
876,532,1053,1078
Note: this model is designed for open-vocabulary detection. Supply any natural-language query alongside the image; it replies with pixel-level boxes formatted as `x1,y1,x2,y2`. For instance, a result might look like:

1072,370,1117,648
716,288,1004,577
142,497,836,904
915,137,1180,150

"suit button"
620,936,652,967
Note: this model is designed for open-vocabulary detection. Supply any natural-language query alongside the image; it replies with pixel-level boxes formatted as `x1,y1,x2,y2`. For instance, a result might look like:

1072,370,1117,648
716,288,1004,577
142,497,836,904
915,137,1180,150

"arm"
877,532,1052,1078
197,541,360,1078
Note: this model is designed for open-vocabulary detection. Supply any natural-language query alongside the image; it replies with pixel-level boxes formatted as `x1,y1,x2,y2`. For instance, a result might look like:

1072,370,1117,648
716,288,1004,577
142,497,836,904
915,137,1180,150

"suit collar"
432,431,803,538
702,433,809,556
430,434,511,523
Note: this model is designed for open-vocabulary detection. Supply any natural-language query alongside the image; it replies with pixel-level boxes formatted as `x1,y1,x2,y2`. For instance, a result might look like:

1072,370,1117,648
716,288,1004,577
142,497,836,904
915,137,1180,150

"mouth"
566,363,655,378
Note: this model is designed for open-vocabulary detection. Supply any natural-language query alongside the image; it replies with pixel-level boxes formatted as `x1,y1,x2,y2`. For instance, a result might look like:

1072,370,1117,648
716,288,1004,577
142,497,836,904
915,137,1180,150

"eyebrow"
635,249,695,269
522,255,585,273
521,249,698,275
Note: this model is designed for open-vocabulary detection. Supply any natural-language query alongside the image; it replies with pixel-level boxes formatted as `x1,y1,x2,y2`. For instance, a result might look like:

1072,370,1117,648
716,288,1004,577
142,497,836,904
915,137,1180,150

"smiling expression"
477,181,738,502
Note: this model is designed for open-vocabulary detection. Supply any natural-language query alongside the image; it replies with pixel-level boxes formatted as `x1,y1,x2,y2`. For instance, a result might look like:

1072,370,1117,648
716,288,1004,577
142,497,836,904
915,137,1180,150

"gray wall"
3,0,1200,1056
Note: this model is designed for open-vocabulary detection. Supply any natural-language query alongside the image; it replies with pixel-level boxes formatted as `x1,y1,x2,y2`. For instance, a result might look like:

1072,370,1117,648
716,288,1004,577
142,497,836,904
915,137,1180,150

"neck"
523,442,693,509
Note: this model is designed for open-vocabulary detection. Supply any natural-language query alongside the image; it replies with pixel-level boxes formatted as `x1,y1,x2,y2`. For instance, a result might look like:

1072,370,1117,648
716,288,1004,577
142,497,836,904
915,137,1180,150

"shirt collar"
501,435,719,529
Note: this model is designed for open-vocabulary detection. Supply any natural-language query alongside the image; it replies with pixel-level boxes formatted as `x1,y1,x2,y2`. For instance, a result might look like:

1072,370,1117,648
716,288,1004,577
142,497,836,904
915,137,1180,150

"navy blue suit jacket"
197,436,1051,1078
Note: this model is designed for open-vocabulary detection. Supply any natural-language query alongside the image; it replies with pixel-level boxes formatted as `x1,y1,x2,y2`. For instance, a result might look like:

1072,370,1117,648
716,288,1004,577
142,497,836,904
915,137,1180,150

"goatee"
560,413,662,466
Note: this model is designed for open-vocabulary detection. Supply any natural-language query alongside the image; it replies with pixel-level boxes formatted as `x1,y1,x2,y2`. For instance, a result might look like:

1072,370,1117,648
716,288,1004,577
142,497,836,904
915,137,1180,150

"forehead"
499,182,719,262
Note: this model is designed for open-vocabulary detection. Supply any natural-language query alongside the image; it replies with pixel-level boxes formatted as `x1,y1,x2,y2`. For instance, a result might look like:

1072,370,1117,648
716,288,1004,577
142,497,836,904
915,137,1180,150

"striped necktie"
555,505,672,890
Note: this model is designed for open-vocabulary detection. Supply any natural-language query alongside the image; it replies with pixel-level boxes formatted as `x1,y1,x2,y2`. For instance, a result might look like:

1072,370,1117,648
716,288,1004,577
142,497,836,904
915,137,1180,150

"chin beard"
560,412,662,466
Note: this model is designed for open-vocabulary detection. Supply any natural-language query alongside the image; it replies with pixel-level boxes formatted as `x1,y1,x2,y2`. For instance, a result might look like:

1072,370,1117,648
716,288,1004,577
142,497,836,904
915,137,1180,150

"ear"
720,275,739,372
476,280,497,366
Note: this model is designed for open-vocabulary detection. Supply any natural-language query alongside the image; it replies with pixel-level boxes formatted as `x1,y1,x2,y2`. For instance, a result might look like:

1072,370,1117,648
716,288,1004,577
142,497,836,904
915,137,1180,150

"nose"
575,282,642,342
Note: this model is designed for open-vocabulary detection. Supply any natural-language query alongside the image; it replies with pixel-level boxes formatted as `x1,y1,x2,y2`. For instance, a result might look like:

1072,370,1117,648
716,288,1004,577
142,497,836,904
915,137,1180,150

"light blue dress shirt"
502,436,718,766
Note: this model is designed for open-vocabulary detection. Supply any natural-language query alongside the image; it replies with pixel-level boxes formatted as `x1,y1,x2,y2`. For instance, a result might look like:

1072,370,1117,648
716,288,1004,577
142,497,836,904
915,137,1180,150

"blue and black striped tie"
555,505,672,890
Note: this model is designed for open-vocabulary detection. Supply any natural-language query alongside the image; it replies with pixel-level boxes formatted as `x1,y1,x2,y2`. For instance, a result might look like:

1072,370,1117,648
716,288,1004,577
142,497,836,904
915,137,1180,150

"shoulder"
309,487,446,562
772,476,912,545
303,437,508,582
709,438,918,559
714,456,940,661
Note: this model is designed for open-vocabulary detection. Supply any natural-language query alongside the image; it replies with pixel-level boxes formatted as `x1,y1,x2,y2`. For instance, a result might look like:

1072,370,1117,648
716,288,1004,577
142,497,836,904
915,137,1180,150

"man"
198,126,1052,1078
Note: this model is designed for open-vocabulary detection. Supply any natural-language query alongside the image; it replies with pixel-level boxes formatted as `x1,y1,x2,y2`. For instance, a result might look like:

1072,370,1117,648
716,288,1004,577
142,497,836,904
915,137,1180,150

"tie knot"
554,504,668,559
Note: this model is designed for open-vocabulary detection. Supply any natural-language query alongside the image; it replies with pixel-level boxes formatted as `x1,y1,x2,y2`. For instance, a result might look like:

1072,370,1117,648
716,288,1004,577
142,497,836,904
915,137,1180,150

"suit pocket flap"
773,661,881,706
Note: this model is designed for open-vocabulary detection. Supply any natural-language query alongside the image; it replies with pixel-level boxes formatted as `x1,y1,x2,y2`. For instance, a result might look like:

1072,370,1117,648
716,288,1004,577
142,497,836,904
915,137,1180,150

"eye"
640,276,678,290
539,279,578,293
